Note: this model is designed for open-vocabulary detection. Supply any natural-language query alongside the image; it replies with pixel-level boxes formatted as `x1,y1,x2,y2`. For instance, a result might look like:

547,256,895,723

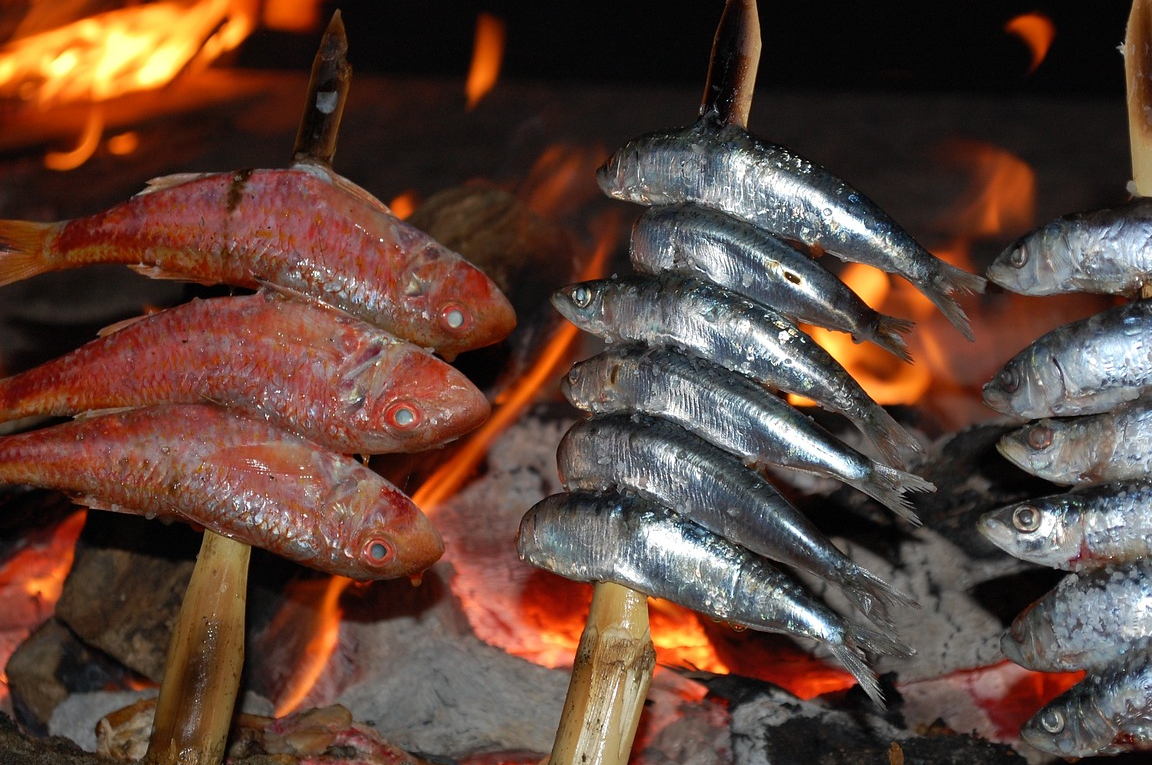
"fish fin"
854,464,934,525
925,261,987,342
126,263,217,284
72,406,145,420
295,160,397,217
832,624,916,710
135,172,210,196
0,221,53,286
840,567,920,632
860,406,923,472
826,640,886,710
206,443,323,481
96,306,167,337
868,314,916,364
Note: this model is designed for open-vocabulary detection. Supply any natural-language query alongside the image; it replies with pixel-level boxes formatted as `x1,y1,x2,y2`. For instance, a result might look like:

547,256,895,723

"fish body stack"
0,162,515,580
519,112,980,708
980,201,1152,757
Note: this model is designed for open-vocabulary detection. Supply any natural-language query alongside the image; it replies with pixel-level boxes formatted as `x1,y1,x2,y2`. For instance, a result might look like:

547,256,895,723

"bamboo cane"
1126,0,1152,302
547,4,760,765
143,14,352,764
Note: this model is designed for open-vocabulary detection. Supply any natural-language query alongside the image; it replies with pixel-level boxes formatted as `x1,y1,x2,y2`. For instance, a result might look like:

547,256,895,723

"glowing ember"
388,191,420,221
1005,13,1056,74
465,12,505,110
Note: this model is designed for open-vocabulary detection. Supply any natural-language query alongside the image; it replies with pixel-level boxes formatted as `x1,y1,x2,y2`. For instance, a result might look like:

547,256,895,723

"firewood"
1127,0,1152,199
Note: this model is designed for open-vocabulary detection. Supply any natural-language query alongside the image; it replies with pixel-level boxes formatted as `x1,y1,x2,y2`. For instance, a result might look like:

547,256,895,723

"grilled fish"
629,204,915,361
0,404,443,579
516,490,913,709
1020,643,1152,758
596,118,985,339
1001,560,1152,673
552,274,921,468
988,198,1152,297
556,413,919,626
0,164,516,358
561,346,932,519
983,299,1152,420
979,480,1152,571
997,398,1152,486
0,292,489,455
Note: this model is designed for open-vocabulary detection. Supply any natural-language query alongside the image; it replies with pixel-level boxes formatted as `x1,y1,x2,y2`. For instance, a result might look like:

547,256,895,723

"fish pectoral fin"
72,406,147,420
206,443,324,481
135,172,211,196
128,264,217,284
97,306,168,337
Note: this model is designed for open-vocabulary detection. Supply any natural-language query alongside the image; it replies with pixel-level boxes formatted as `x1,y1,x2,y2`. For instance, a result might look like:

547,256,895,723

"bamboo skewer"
546,4,760,765
1126,0,1152,301
143,14,352,765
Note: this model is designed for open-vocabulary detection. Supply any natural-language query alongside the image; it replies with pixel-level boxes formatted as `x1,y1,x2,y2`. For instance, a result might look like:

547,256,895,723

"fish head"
996,420,1093,484
596,134,684,207
551,280,614,336
562,351,625,411
999,598,1059,672
982,354,1058,420
411,255,516,360
347,343,490,453
986,223,1072,296
977,498,1074,569
1020,693,1116,759
341,479,444,580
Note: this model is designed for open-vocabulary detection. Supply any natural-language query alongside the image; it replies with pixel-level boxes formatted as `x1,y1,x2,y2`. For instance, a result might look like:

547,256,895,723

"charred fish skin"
551,273,921,469
1020,645,1152,758
555,412,918,627
561,346,932,521
988,198,1152,297
596,118,985,340
982,299,1152,420
978,481,1152,571
0,292,490,455
1001,560,1152,673
996,399,1152,487
516,490,912,709
629,204,915,361
0,404,443,580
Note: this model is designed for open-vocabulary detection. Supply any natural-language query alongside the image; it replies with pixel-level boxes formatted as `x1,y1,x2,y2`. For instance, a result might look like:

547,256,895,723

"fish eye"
440,303,470,332
997,365,1020,393
386,401,421,430
1013,505,1042,533
364,538,395,566
1038,708,1065,734
1027,426,1053,450
571,285,593,308
1009,246,1030,268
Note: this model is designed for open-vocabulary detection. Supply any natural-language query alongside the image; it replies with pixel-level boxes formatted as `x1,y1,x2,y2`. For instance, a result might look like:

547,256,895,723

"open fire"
0,2,1138,763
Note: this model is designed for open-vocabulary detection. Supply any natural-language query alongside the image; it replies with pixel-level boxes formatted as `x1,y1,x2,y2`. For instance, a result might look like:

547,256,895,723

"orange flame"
272,575,349,717
1004,13,1056,74
465,12,505,110
262,0,325,33
937,138,1035,239
388,191,419,221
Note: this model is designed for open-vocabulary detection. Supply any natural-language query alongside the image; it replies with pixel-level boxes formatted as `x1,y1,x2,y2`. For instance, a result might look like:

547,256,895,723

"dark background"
238,1,1135,96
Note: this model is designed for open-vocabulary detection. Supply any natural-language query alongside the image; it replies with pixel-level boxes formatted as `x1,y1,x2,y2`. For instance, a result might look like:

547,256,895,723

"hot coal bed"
0,68,1138,764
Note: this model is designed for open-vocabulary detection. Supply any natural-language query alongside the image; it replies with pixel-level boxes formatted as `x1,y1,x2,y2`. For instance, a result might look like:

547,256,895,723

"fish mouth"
975,511,1016,553
995,432,1042,473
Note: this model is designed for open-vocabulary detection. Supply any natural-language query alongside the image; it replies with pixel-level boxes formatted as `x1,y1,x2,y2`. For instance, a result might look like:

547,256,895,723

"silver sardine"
561,346,933,520
983,299,1152,420
988,198,1152,297
551,274,921,468
596,118,985,339
630,204,915,361
979,480,1152,571
997,397,1152,486
1001,560,1152,673
516,490,913,709
556,413,919,628
1020,643,1152,758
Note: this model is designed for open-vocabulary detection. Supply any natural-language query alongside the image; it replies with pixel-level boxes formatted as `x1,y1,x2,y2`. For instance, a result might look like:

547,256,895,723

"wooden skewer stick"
144,15,354,765
1125,0,1152,299
547,3,760,765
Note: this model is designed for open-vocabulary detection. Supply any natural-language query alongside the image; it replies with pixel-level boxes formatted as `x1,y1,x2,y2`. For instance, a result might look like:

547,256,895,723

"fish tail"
857,463,935,525
825,638,887,710
926,262,987,342
862,406,922,472
840,567,920,632
0,221,53,286
869,314,916,363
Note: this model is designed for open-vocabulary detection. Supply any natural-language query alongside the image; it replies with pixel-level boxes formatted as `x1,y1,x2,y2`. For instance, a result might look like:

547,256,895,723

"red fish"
0,292,489,455
0,404,443,579
0,164,515,359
